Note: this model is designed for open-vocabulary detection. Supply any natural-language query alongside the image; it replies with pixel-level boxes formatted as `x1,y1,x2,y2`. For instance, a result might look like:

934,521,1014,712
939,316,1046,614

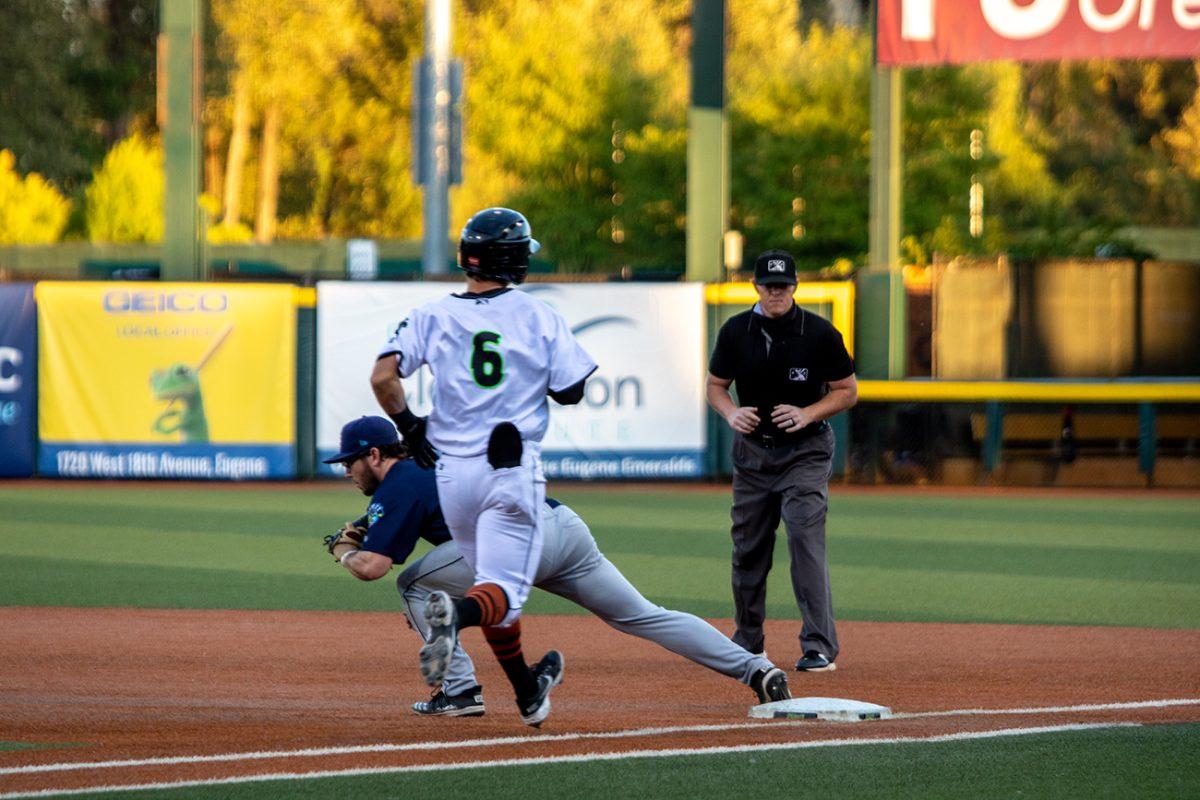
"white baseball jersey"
378,288,597,457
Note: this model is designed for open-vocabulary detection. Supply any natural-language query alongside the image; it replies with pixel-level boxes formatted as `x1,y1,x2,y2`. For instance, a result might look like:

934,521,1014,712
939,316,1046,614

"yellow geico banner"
37,282,296,479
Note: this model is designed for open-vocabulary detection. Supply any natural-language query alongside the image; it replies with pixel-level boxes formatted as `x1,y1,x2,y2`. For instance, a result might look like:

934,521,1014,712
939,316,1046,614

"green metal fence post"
829,413,849,478
159,0,203,281
686,0,728,283
984,401,1003,478
295,304,317,479
1138,402,1156,484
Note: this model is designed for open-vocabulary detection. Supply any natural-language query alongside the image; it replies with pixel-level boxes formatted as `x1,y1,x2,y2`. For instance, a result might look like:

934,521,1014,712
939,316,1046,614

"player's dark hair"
378,442,409,461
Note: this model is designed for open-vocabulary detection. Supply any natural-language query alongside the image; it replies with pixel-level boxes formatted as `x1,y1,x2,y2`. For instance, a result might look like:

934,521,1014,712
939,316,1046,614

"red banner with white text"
877,0,1200,66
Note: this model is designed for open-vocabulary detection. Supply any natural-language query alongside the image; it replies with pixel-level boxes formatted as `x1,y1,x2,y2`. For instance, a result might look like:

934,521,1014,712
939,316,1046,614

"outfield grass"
1,483,1197,628
94,722,1200,800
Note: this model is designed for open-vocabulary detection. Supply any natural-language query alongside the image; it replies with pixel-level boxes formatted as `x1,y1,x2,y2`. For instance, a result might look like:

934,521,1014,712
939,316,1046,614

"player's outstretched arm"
323,523,394,581
370,356,438,469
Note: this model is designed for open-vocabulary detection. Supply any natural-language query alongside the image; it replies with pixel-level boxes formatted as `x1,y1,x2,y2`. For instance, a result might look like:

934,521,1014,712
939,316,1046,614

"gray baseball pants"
399,503,773,697
729,426,838,661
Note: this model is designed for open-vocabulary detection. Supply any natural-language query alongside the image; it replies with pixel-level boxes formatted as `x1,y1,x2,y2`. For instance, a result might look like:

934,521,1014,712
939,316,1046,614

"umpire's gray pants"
398,503,772,697
729,427,838,661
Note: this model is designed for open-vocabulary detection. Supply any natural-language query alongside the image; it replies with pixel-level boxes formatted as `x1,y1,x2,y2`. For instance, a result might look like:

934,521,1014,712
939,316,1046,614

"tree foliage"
4,0,1199,263
0,0,156,193
1023,61,1199,231
0,150,70,245
455,0,686,270
1165,66,1200,182
729,12,872,269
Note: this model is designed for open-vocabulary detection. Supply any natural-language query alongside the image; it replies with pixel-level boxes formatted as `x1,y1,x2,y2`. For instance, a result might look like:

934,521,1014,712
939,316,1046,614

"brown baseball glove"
323,521,367,562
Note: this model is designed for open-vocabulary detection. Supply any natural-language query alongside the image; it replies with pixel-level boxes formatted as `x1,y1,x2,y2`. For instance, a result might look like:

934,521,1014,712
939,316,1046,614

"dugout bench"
852,380,1200,487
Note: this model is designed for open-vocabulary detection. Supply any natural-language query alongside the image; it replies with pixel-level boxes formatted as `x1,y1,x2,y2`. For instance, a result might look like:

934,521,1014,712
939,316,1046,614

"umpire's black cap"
753,250,798,286
323,416,399,463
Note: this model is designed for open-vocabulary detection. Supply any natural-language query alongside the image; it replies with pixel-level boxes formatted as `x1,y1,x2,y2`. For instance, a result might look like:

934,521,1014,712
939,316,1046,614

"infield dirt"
1,608,1198,795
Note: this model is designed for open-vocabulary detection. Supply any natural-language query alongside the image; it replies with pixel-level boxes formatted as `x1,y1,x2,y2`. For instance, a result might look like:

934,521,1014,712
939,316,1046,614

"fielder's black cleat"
412,685,485,717
751,667,792,704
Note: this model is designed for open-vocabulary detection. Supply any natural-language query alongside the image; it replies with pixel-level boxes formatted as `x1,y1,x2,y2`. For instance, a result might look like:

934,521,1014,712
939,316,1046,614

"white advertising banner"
317,282,707,478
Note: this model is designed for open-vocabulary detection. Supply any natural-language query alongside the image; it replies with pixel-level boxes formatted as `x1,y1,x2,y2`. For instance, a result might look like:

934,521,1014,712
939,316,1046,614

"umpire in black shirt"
706,250,858,673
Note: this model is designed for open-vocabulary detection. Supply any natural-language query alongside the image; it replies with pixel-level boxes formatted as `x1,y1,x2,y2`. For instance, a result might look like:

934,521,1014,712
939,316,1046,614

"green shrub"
85,134,164,243
0,150,70,245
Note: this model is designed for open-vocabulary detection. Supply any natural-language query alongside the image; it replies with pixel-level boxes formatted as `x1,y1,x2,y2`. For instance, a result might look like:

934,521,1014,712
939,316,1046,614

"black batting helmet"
457,207,541,285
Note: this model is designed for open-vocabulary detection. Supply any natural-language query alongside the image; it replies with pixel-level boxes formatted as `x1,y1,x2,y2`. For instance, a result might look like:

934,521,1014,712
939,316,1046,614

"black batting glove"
391,408,439,470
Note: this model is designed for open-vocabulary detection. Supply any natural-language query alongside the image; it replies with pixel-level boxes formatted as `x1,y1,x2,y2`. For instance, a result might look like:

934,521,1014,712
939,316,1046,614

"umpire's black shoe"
518,650,564,727
795,650,836,672
751,667,792,704
412,685,485,717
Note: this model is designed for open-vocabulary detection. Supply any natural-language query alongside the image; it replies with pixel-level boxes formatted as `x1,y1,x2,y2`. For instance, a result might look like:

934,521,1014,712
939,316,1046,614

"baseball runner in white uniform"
371,208,596,726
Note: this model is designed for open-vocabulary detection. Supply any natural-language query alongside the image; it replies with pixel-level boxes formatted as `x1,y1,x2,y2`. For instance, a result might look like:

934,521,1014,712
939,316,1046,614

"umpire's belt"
747,421,828,449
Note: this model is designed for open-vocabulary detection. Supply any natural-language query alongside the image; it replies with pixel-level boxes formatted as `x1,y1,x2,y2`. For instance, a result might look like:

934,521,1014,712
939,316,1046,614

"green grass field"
93,723,1200,800
2,482,1198,799
2,484,1198,628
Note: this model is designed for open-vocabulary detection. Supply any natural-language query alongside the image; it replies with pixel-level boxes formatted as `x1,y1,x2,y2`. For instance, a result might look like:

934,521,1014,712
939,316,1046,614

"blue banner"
0,284,36,477
38,443,294,480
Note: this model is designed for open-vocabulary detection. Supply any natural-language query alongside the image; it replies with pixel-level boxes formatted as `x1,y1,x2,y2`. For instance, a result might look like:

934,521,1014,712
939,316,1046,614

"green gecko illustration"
150,325,232,443
150,364,209,442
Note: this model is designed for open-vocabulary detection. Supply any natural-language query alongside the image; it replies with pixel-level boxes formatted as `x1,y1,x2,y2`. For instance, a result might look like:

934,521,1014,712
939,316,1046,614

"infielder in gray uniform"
402,499,791,715
322,415,792,717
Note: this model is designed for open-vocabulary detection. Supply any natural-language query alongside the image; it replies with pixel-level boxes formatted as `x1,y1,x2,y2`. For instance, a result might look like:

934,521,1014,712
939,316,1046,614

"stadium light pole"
414,0,462,276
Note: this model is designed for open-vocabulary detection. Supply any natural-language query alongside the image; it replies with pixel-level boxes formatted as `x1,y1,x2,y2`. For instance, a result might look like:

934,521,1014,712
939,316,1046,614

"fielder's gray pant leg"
729,436,783,654
396,542,479,696
537,505,771,685
778,429,839,660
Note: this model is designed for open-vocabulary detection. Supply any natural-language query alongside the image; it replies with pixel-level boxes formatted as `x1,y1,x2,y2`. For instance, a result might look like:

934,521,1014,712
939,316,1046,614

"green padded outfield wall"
1142,262,1200,376
933,258,1012,379
1018,259,1137,378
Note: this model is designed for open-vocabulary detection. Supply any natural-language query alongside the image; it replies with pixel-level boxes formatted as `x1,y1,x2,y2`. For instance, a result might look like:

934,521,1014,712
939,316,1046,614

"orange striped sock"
464,583,509,628
483,621,536,698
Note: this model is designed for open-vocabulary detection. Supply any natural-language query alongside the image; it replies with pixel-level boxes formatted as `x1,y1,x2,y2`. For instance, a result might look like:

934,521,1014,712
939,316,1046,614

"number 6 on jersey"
471,331,504,388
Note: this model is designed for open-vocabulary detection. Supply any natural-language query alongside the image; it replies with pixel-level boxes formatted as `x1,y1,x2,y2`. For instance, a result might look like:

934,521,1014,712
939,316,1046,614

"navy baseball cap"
323,416,400,463
754,250,798,286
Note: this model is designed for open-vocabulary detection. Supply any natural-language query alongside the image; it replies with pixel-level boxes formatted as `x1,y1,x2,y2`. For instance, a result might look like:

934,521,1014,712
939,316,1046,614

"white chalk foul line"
0,721,808,776
1,697,1195,778
0,723,1142,799
893,697,1200,719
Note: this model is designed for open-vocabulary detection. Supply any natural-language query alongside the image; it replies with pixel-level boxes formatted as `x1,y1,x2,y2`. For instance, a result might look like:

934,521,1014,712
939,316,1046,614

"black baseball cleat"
795,650,837,672
751,667,792,704
517,650,564,727
412,685,485,717
419,591,458,686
